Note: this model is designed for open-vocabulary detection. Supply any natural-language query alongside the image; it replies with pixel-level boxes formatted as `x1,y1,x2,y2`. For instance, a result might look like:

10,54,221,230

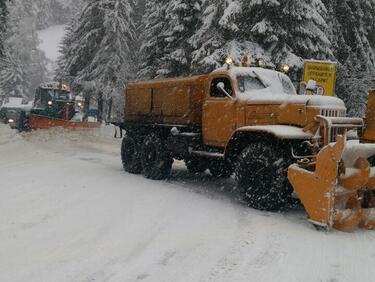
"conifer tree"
0,0,48,100
86,0,137,89
138,0,169,79
0,0,10,57
190,0,239,73
323,0,375,116
157,0,202,77
58,0,138,120
237,0,331,68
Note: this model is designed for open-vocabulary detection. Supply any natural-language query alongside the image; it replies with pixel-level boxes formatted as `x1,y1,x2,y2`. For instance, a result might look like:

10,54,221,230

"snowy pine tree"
58,0,138,120
31,0,78,29
156,0,202,77
0,0,48,101
323,0,375,116
237,0,331,69
190,0,274,74
190,0,245,73
137,0,169,79
0,0,9,58
85,0,137,88
189,0,227,73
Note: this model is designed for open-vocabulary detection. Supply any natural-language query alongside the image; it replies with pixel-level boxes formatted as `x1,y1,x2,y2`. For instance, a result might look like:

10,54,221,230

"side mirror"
216,82,234,100
306,80,317,91
216,82,225,90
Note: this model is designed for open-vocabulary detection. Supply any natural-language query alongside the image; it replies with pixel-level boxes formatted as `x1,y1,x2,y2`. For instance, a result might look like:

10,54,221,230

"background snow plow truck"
19,82,100,131
118,62,375,232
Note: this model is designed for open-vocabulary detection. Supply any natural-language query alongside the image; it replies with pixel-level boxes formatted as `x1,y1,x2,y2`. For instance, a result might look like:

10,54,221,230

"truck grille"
320,109,346,118
320,109,347,143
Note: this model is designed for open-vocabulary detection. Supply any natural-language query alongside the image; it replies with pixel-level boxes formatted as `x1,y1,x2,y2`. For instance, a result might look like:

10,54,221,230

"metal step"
190,150,224,158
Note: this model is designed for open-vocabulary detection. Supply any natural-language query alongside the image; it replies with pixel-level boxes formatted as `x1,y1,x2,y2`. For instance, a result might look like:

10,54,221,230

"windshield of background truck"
45,89,70,100
34,89,71,109
237,72,296,95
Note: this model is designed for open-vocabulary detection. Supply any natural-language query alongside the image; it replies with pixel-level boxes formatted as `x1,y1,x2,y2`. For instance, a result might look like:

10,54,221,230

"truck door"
202,76,236,147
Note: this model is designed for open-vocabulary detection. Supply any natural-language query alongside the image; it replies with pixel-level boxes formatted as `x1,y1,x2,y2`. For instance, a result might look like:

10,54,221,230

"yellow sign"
303,60,337,96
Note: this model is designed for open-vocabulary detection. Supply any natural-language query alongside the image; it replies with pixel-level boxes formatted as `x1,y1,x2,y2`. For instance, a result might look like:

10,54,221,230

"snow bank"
22,124,122,156
0,124,23,145
343,140,375,167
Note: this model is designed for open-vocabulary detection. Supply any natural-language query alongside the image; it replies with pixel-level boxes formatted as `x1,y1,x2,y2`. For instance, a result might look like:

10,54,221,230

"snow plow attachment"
29,115,101,130
288,137,375,232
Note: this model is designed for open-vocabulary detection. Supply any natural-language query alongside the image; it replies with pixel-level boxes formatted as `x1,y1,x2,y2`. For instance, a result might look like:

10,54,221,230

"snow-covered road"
1,124,375,282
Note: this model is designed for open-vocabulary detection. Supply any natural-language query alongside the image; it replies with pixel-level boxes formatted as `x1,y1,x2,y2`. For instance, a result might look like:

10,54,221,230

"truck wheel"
209,159,232,178
185,157,207,173
141,133,173,180
121,135,143,174
235,142,293,211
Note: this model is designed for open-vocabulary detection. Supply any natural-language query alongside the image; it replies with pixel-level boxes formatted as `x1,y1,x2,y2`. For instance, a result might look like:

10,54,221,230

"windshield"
44,89,70,100
236,71,296,95
279,74,296,95
238,76,265,92
34,88,71,109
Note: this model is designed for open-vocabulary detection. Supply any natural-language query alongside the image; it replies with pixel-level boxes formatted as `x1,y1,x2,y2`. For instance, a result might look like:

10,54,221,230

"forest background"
0,0,374,117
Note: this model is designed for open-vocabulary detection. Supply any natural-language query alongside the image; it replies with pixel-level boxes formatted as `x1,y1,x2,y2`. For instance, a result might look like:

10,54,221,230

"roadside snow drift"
1,124,375,282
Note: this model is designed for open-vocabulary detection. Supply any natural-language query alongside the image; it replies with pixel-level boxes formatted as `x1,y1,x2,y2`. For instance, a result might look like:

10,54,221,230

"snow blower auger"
288,115,375,232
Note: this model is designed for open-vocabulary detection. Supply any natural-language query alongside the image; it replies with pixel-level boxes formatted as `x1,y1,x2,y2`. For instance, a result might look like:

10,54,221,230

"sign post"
303,60,337,96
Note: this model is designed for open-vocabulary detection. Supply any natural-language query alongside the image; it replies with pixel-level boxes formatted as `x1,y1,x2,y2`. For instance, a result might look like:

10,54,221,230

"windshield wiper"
252,71,268,88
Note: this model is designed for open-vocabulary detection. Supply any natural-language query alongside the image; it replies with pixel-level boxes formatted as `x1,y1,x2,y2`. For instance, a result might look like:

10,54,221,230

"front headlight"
8,118,14,123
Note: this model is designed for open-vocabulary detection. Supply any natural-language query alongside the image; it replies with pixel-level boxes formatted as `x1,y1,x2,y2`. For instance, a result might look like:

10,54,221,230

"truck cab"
202,67,346,149
32,82,75,120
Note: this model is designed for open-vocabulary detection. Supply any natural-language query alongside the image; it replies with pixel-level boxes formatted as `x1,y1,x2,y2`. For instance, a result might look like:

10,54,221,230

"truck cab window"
210,77,233,98
279,74,296,95
237,76,265,93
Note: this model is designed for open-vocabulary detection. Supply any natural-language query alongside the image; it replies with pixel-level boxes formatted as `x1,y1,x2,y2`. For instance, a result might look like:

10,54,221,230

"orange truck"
120,63,375,231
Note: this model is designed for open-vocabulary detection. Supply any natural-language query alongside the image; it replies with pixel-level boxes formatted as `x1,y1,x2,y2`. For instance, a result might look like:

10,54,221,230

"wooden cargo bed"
125,75,208,127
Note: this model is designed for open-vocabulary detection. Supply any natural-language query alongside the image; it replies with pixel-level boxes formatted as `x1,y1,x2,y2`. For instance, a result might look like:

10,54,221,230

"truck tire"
235,142,293,211
185,157,207,173
121,135,143,174
209,159,232,178
141,133,173,180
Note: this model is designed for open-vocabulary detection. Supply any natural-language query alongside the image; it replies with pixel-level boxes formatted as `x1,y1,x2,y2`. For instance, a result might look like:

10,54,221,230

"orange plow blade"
30,115,101,130
288,136,375,232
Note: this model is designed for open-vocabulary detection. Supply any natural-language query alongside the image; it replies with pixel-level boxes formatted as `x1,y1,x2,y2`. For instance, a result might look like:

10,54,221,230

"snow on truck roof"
39,82,70,92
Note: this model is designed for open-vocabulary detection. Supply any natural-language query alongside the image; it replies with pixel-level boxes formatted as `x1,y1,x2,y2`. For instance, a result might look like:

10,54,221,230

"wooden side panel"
125,88,152,118
124,75,208,126
151,86,190,117
162,86,190,117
